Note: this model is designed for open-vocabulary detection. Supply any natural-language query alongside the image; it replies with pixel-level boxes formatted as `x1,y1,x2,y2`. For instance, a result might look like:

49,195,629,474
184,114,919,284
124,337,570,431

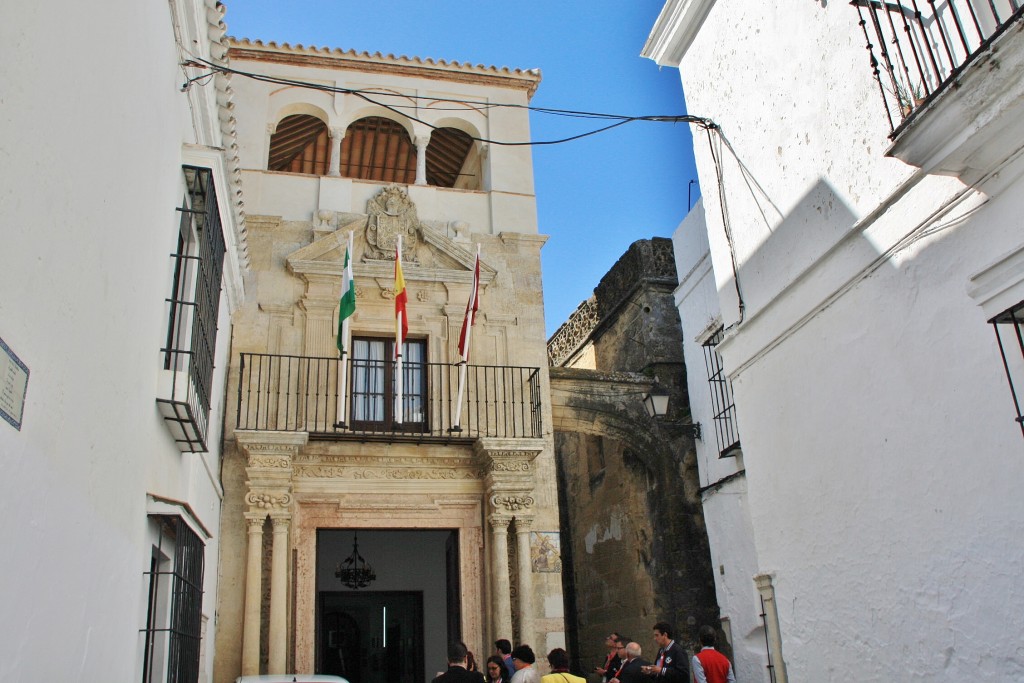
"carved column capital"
330,127,346,140
488,514,513,531
513,516,535,531
415,134,431,150
245,513,267,529
490,494,535,513
270,515,292,529
245,491,293,517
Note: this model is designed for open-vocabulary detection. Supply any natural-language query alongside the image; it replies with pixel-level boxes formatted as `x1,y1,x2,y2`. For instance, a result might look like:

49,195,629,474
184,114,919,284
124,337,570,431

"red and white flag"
458,250,481,360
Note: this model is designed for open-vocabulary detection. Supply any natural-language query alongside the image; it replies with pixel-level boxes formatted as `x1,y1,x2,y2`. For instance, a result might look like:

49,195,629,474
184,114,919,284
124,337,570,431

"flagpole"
451,245,480,433
395,235,404,426
336,230,354,428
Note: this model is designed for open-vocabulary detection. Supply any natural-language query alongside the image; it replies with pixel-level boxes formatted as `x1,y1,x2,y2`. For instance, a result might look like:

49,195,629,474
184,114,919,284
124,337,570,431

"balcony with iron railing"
853,0,1023,133
235,352,543,443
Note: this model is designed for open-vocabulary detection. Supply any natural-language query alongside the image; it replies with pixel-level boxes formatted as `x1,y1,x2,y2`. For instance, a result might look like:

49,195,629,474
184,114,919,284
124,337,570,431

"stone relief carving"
488,461,532,473
365,185,420,260
295,465,481,480
246,492,293,510
491,494,535,512
352,469,478,480
248,455,291,469
547,297,599,366
295,466,347,478
483,450,542,460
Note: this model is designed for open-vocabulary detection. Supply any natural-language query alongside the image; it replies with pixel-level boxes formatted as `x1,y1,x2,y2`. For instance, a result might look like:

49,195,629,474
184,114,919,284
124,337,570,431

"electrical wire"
180,55,716,147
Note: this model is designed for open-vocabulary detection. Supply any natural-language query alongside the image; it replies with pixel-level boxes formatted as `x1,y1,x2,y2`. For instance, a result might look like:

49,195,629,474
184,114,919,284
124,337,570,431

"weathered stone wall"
549,238,720,673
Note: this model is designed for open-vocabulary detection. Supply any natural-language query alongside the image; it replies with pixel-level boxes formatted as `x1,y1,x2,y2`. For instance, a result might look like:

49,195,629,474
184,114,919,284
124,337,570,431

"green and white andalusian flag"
336,240,356,356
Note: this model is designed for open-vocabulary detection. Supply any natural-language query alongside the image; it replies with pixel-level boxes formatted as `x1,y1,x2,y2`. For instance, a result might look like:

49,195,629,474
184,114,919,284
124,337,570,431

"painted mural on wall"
530,531,562,572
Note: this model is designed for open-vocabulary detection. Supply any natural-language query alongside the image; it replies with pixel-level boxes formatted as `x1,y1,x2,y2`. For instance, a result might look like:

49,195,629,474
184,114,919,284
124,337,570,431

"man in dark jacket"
641,622,688,683
610,641,648,683
433,641,486,683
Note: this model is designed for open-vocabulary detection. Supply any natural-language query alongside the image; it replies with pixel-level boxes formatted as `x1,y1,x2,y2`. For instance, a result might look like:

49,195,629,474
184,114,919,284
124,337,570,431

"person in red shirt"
690,626,735,683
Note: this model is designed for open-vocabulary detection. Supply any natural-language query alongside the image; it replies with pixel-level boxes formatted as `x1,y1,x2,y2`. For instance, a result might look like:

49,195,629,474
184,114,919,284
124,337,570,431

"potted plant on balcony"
894,80,926,118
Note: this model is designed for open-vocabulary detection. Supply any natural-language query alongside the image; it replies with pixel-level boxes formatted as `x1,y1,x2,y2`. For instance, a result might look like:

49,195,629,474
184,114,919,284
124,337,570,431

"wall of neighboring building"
649,1,1024,680
549,239,720,673
671,203,764,683
0,0,243,680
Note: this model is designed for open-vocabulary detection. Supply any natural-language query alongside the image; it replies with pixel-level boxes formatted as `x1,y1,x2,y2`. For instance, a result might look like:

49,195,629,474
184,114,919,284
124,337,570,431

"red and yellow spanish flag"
394,245,408,354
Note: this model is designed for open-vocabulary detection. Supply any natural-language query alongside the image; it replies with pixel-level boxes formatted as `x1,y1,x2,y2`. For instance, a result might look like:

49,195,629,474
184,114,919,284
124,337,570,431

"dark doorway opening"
318,591,425,683
316,529,461,683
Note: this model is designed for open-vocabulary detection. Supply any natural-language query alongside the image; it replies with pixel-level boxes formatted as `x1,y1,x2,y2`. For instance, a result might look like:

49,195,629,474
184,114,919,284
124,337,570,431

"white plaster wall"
658,0,1024,679
228,53,538,235
672,204,765,683
0,1,237,679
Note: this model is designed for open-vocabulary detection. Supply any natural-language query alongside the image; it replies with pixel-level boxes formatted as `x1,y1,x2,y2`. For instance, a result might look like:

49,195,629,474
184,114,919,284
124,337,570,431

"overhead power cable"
181,55,716,146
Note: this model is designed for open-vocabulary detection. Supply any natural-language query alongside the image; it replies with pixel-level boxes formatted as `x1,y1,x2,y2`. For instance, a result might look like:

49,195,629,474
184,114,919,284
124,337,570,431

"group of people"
594,623,735,683
432,640,583,683
431,622,733,683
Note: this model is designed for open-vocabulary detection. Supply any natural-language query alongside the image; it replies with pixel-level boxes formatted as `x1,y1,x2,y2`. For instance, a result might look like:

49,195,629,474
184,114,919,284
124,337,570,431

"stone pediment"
286,187,496,288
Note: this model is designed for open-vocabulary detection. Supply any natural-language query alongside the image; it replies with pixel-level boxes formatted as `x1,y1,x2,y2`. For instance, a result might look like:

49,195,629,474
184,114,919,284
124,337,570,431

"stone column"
328,127,344,177
268,515,291,673
489,514,514,641
479,144,491,191
415,134,430,186
235,430,305,676
241,514,266,676
514,516,535,645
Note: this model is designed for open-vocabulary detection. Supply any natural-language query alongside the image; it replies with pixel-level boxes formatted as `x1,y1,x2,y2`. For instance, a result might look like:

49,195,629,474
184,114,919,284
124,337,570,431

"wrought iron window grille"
702,327,741,458
991,300,1024,438
141,515,205,683
157,166,226,453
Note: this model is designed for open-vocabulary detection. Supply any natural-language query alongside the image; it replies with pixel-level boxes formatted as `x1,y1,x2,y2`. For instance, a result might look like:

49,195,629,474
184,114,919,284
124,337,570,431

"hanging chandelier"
335,531,376,589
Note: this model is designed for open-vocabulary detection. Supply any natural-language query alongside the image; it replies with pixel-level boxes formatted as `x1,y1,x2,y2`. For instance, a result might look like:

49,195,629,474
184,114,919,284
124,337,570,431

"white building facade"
0,1,247,681
670,202,766,683
647,1,1024,680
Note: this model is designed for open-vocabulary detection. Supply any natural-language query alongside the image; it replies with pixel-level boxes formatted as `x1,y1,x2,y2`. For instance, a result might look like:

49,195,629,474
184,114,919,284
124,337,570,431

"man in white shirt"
510,645,540,683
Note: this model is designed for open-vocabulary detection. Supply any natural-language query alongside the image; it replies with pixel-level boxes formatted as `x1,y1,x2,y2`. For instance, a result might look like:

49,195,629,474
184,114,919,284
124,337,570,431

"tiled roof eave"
226,38,542,99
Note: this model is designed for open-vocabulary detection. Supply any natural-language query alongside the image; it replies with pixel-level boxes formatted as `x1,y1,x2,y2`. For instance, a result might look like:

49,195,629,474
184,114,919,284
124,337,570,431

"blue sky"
223,0,699,336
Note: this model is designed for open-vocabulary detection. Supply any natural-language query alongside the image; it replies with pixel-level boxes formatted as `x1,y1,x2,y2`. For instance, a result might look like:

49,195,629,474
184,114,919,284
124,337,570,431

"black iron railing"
236,353,543,441
852,0,1024,132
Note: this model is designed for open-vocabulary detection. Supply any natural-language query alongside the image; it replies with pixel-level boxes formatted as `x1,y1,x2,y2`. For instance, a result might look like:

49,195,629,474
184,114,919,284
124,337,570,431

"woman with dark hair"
486,655,511,683
542,649,585,683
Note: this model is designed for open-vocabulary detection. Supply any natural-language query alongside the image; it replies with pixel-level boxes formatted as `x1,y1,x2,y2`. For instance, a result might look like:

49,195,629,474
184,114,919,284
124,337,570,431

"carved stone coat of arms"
365,185,420,260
